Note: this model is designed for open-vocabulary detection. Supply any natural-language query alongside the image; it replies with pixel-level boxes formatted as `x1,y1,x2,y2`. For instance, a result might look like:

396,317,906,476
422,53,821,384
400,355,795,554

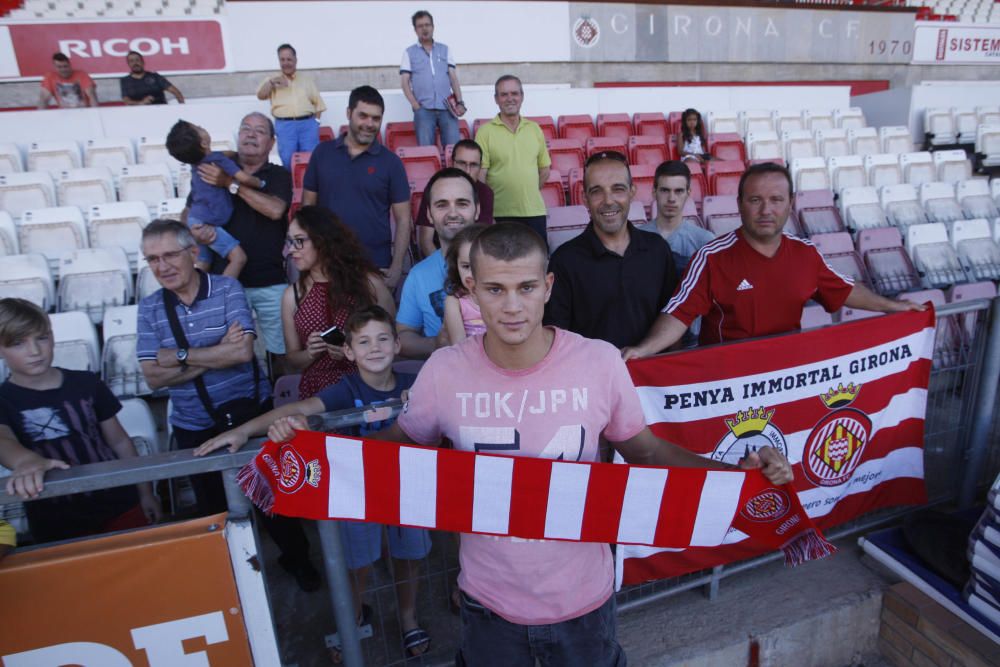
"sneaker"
278,554,322,592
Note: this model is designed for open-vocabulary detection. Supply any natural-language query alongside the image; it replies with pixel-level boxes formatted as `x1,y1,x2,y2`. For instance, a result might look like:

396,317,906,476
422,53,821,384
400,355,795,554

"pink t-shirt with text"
397,327,646,625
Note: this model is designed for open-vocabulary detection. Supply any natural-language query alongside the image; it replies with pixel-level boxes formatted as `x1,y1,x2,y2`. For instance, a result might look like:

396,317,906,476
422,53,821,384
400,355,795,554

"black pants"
495,215,549,250
173,425,310,563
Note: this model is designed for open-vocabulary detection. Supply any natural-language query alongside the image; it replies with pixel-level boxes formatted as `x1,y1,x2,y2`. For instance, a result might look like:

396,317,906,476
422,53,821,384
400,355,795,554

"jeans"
275,117,320,169
415,107,460,147
457,592,625,667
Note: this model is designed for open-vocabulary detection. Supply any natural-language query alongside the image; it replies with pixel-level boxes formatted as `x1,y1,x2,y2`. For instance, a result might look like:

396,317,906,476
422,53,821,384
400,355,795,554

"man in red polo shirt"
623,162,923,359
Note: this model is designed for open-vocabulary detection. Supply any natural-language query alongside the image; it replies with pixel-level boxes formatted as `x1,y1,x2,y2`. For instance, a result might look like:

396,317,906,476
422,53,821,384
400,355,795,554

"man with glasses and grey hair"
544,151,676,349
188,112,292,373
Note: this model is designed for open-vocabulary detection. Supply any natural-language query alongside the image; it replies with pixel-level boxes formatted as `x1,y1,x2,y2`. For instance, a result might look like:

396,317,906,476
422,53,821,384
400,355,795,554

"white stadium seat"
157,198,187,221
848,127,880,156
137,136,181,172
118,399,160,456
839,186,887,231
118,163,175,209
865,153,903,189
57,246,132,323
976,126,1000,168
772,109,804,134
978,106,1000,127
739,110,774,136
924,108,957,146
177,164,192,199
790,157,830,192
102,305,152,398
957,179,999,219
802,109,835,132
87,201,150,269
18,206,88,270
746,131,782,161
953,108,978,144
707,110,740,136
782,130,818,162
135,255,159,302
0,143,23,174
906,222,966,287
0,254,55,310
880,183,927,228
26,140,81,174
83,138,135,172
899,151,936,187
952,218,1000,281
827,155,866,194
814,128,850,159
933,149,973,183
834,107,866,130
0,212,19,256
56,166,116,208
0,171,55,219
880,126,914,154
919,181,964,224
49,311,100,372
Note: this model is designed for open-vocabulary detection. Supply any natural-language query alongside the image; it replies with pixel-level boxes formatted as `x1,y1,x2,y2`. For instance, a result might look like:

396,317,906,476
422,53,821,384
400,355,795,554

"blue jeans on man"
414,107,460,146
275,117,320,168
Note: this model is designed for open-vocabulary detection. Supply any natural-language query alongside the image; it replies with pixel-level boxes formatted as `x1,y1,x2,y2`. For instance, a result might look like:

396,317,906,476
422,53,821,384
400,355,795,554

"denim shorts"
339,521,432,570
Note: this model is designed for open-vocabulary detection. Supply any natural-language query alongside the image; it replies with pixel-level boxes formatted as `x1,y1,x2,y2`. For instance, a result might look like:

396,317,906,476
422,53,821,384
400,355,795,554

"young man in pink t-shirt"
270,223,794,665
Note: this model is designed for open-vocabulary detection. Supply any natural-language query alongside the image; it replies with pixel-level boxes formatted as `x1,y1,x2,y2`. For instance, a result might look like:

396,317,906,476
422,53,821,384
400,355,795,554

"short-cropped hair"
738,162,794,201
451,139,482,161
494,74,522,95
141,219,196,250
0,298,50,347
52,52,69,63
277,43,296,56
411,10,432,26
344,305,397,345
166,120,206,165
425,167,479,207
348,85,385,113
654,160,691,189
469,222,547,277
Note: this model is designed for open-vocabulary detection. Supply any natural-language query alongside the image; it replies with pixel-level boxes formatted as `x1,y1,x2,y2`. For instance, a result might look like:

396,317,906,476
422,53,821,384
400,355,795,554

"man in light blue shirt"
397,168,479,358
640,160,715,274
400,10,465,147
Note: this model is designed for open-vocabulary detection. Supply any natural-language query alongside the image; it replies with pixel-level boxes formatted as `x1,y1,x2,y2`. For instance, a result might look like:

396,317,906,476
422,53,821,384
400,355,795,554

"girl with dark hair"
677,108,711,163
280,205,396,398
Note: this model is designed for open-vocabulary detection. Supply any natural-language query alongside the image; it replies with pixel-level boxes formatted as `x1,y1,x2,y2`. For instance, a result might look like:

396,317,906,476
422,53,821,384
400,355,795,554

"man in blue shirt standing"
302,86,412,289
400,10,466,147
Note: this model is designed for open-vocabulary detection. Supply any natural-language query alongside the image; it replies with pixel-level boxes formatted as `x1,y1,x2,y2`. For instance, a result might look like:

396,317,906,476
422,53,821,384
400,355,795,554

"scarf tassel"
781,528,837,567
237,462,275,514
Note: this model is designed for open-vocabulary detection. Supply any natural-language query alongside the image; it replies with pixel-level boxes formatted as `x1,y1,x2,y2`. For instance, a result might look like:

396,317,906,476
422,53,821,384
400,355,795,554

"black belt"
277,114,314,121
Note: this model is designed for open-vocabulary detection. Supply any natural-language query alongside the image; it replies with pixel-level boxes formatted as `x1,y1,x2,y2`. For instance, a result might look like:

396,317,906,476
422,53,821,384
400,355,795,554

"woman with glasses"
280,206,396,398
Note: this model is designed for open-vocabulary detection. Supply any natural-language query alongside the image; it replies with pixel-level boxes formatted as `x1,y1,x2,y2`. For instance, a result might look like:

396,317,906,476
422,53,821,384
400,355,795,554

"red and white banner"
618,309,933,586
913,23,1000,64
4,20,226,77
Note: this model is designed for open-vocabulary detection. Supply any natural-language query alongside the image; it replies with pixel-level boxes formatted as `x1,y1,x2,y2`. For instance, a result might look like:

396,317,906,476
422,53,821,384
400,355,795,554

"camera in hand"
320,325,346,346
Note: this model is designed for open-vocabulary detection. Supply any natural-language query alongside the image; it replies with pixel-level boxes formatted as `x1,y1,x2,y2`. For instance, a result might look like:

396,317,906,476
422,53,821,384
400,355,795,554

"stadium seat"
880,183,928,228
848,127,881,156
49,310,99,372
857,226,921,295
0,211,18,256
627,201,647,225
781,130,818,162
396,146,443,182
290,151,310,190
899,287,961,366
118,398,160,456
83,138,135,171
546,205,589,252
176,164,192,200
802,109,835,132
706,160,745,197
274,374,302,408
707,211,741,237
19,206,88,270
118,163,175,209
546,139,586,188
924,108,957,147
839,306,882,322
772,110,804,134
919,181,964,224
879,126,914,154
708,133,746,162
557,115,596,143
27,140,81,174
667,111,684,136
385,122,417,151
157,198,187,222
56,166,115,208
58,246,132,323
568,168,584,206
318,126,335,143
0,143,23,174
900,151,937,186
952,218,1000,281
628,135,668,167
586,136,627,158
137,136,181,172
933,149,972,182
801,304,833,330
839,186,887,232
685,162,707,208
953,108,978,145
0,254,54,310
680,197,704,230
747,131,782,161
527,116,558,142
791,157,831,192
906,222,967,287
706,111,740,136
978,106,1000,127
0,171,56,219
631,164,656,215
102,305,152,397
864,154,903,189
633,113,668,140
956,179,999,219
949,279,997,341
810,231,870,286
406,178,428,223
976,125,1000,168
597,113,632,139
794,189,840,232
88,201,150,268
135,256,158,302
834,107,866,130
666,135,680,161
458,119,471,141
541,170,565,208
702,195,740,233
814,128,850,159
739,110,774,137
827,155,866,194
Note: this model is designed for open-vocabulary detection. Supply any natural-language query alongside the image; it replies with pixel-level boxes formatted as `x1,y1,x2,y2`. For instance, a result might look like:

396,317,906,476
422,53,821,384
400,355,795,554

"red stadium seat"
631,164,656,216
597,113,632,139
706,160,746,196
686,161,707,208
472,118,490,138
528,116,558,142
396,146,442,182
386,122,419,151
633,113,669,140
542,170,566,208
708,133,747,162
318,126,335,142
458,119,471,141
558,115,596,142
586,136,627,158
667,111,684,137
547,139,586,188
569,168,585,206
628,136,669,168
667,135,679,161
409,178,429,219
290,151,311,190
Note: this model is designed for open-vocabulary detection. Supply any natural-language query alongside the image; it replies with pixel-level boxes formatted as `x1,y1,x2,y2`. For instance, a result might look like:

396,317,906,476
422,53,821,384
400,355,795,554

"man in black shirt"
120,51,184,105
544,151,676,349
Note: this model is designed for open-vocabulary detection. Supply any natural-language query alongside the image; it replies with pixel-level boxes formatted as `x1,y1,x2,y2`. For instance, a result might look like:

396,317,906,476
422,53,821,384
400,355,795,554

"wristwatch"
176,348,189,367
228,181,240,196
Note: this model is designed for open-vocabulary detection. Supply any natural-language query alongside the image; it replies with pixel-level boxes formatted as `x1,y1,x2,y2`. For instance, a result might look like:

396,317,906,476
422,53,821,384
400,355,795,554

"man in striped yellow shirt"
257,43,327,169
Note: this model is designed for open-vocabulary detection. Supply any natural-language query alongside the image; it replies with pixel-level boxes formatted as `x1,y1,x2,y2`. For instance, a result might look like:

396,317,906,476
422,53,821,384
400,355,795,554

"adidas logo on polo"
737,279,754,291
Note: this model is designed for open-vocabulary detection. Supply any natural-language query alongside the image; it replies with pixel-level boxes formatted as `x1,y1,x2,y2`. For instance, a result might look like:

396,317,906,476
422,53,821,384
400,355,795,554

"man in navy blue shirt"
302,86,412,289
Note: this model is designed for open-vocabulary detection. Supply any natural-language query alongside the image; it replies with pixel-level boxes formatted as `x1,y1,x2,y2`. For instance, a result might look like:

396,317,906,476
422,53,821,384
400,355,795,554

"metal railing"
2,298,997,666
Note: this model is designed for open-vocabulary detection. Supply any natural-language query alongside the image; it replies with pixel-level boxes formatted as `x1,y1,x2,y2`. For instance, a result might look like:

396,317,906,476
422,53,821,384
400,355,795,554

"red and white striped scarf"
239,431,834,565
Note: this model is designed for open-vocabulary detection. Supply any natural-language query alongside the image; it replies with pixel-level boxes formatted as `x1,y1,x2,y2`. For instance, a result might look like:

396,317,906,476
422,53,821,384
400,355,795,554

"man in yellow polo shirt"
257,43,327,169
475,74,551,243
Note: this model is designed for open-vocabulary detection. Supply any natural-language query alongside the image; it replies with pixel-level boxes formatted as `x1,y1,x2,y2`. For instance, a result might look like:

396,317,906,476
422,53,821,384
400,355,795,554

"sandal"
326,603,373,664
402,626,431,658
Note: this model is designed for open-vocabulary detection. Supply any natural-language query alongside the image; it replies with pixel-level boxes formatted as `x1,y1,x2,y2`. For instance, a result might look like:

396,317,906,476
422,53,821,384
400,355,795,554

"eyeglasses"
284,236,309,249
143,249,189,267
